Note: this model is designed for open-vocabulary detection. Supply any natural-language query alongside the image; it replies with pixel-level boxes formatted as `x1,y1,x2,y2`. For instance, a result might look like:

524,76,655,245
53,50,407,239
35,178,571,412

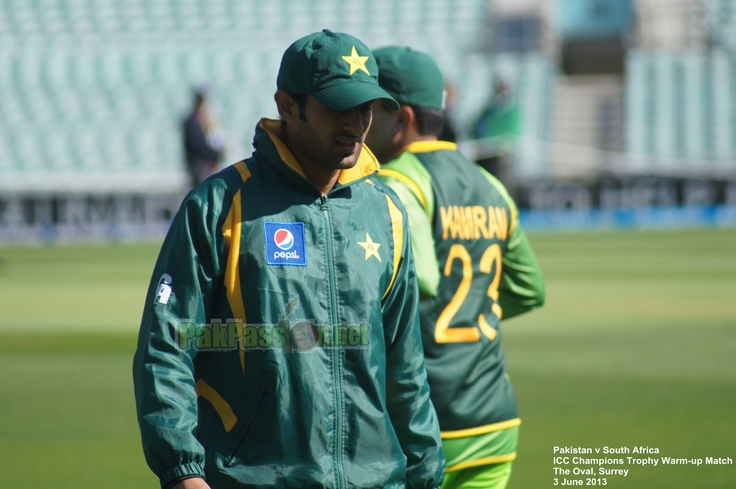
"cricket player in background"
366,46,546,489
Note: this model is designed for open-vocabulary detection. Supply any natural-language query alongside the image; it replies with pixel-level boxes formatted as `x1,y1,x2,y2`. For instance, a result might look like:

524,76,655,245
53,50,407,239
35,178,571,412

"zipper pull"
320,195,329,211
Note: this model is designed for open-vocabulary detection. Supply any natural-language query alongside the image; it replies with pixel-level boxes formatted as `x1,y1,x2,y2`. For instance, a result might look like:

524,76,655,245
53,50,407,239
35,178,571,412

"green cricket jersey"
378,140,545,471
133,120,445,489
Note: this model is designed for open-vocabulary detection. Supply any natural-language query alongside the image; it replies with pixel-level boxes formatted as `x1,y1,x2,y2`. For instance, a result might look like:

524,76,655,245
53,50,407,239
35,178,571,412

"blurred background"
0,2,734,489
1,0,735,241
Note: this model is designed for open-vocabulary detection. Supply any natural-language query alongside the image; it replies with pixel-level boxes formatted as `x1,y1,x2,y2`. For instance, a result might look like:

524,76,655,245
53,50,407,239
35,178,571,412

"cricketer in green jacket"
133,31,445,489
366,46,545,489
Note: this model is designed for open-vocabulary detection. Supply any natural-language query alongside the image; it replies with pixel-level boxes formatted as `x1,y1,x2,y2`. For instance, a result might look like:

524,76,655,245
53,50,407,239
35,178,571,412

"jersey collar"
402,140,457,154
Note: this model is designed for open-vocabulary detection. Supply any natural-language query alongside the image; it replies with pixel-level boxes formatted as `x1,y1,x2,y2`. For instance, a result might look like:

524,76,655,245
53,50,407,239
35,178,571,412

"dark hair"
412,105,445,137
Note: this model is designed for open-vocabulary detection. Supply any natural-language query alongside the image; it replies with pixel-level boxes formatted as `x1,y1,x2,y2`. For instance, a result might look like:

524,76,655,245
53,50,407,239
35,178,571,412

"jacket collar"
255,118,380,190
402,140,457,154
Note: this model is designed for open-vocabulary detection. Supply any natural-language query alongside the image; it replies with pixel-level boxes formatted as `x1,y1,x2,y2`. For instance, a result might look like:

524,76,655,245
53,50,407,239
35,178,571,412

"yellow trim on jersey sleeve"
222,167,250,374
441,418,521,439
195,379,238,433
445,453,517,472
233,160,251,182
382,194,404,300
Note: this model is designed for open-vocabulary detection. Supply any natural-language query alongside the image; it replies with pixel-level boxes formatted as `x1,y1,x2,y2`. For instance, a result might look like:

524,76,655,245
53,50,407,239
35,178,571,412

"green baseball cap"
373,46,446,110
277,29,399,111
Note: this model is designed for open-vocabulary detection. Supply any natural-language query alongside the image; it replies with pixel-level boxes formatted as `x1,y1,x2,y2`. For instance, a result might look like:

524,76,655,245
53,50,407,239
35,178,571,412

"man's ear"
275,90,298,122
396,105,415,134
395,105,417,143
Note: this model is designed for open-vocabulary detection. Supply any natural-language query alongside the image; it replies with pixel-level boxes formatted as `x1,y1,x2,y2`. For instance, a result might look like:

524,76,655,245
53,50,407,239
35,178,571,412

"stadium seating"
1,0,503,192
705,0,736,54
625,48,736,175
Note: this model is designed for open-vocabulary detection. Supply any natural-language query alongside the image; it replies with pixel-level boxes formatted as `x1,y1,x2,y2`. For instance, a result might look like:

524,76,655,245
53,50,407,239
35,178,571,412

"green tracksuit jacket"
378,141,545,472
133,120,445,489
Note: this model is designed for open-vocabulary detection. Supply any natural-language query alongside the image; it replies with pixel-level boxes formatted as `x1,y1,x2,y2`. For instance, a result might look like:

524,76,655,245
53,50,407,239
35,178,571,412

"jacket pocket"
223,377,272,467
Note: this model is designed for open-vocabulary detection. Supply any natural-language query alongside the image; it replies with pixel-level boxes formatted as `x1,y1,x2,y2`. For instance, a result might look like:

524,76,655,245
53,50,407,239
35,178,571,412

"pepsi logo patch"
264,222,307,266
274,229,294,250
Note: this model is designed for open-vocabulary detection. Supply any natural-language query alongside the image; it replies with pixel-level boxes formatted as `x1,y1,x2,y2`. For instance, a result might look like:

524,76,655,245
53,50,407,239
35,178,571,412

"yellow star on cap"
342,46,370,76
357,233,382,262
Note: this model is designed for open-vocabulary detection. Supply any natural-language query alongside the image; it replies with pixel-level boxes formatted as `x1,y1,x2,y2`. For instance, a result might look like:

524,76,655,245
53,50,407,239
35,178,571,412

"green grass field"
1,228,734,488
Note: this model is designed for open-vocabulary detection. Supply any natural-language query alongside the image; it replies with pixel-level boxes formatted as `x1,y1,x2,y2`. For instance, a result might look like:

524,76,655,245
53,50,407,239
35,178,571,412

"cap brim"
313,82,400,112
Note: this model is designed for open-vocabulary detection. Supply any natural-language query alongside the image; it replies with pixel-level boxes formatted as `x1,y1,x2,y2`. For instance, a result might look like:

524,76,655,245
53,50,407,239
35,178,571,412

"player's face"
365,101,401,164
290,95,374,172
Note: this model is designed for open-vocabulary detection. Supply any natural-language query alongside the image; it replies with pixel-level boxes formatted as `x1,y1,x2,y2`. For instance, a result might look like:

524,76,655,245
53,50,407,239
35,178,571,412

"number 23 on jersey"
435,243,503,344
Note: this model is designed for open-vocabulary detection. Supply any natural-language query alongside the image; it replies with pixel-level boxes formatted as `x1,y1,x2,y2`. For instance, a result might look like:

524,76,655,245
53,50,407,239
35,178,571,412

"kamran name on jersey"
439,205,508,241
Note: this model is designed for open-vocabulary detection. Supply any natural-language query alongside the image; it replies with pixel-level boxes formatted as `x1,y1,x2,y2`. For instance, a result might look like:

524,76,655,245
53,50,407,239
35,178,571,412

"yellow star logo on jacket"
357,233,382,262
342,46,370,76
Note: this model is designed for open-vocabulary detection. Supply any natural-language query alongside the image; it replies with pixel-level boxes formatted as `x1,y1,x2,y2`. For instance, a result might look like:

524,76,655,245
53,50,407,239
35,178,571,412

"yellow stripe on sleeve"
441,418,521,439
233,160,251,182
445,453,517,472
382,194,404,300
195,379,238,433
222,188,248,374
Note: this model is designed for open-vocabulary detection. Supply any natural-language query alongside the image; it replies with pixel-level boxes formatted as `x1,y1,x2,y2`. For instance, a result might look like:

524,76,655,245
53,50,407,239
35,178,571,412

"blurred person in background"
470,78,521,196
183,88,226,187
366,46,545,489
134,30,445,489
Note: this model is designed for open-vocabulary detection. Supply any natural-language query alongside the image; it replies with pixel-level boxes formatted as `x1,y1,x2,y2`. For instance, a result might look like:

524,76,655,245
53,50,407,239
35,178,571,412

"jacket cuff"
160,462,206,489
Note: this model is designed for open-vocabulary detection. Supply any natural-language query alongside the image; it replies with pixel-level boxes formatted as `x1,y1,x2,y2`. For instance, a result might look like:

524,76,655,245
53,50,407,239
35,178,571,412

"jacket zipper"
320,195,347,489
